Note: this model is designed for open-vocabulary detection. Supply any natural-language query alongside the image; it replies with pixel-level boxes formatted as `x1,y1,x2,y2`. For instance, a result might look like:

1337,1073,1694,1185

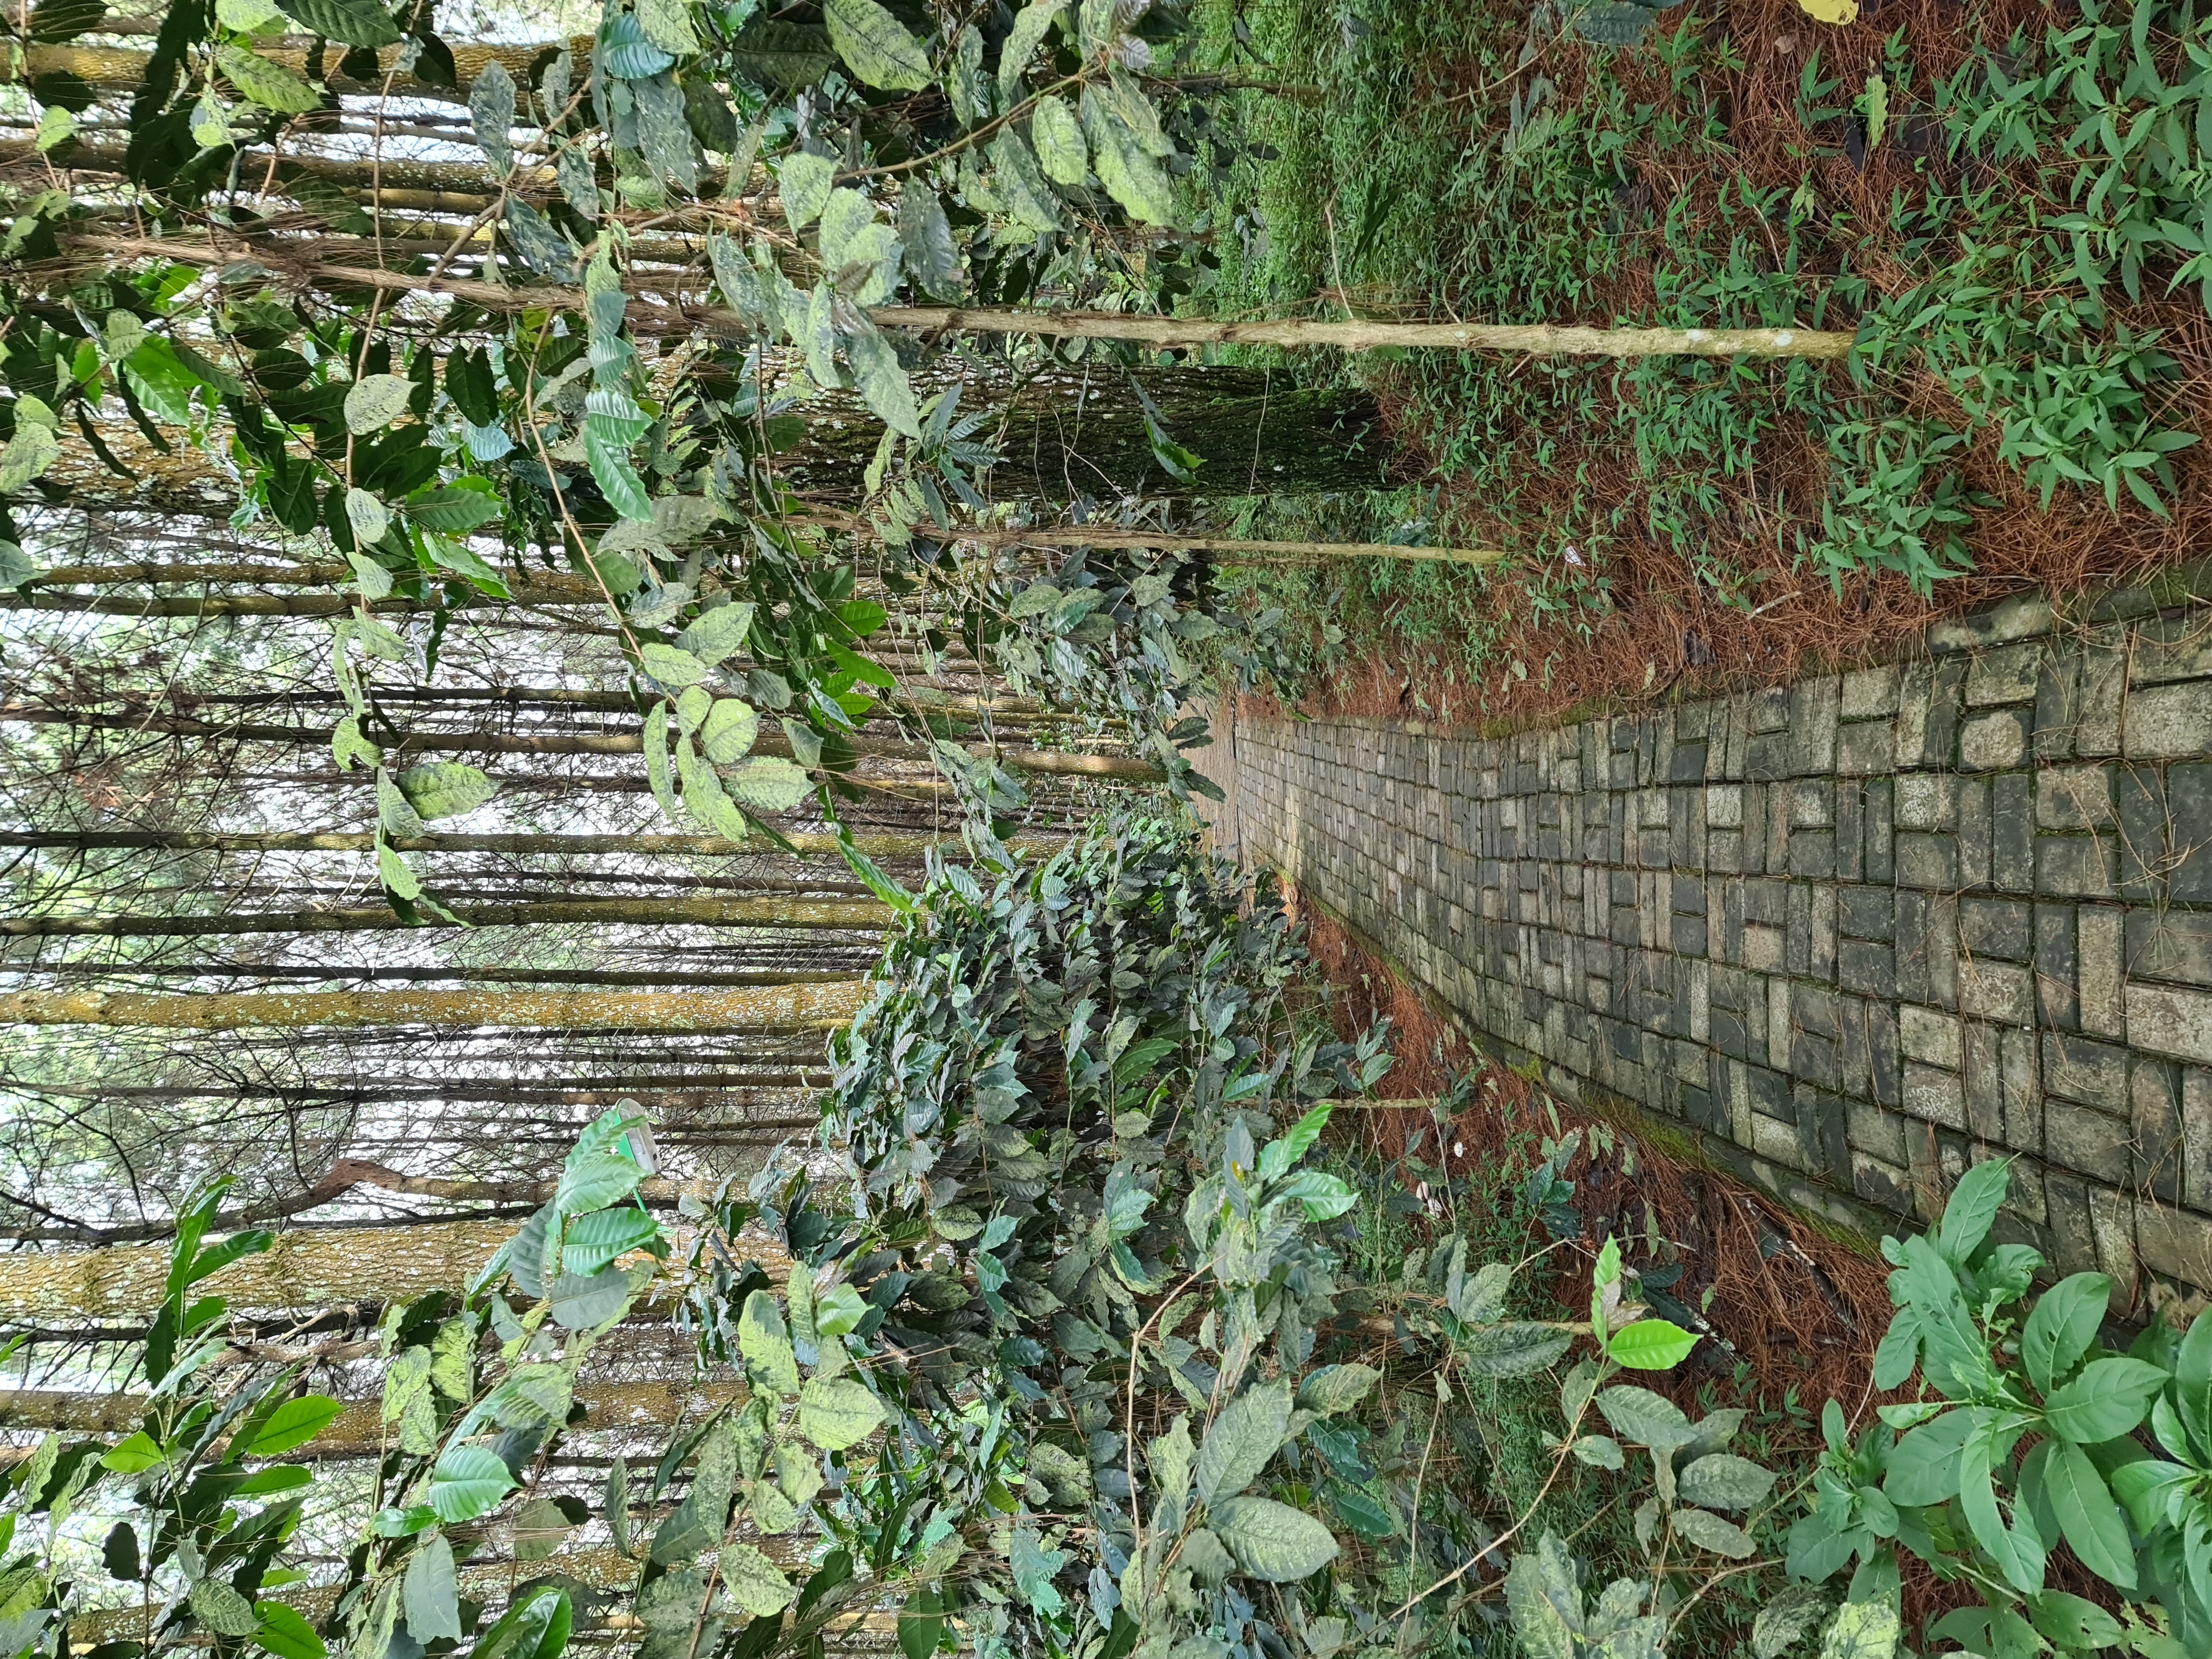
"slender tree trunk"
0,982,868,1029
7,38,579,107
0,1379,744,1436
0,830,1045,860
34,963,857,987
0,706,1169,781
0,896,890,937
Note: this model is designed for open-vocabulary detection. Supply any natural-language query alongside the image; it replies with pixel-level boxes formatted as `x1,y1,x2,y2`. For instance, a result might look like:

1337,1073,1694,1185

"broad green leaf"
988,128,1060,231
1750,1587,1830,1659
403,1533,462,1641
644,703,679,821
1570,1435,1624,1470
1937,1156,2010,1264
997,0,1057,102
720,1543,795,1615
635,72,701,192
396,762,496,822
1817,1600,1900,1659
1080,85,1174,225
636,0,701,55
382,1345,437,1453
1596,1387,1695,1451
2176,1305,2212,1452
2043,1357,2169,1443
1459,1322,1573,1376
1270,1169,1356,1222
722,756,812,812
779,152,837,228
675,599,757,666
823,0,931,91
2043,1437,2136,1589
2026,1590,2123,1652
192,1579,262,1638
1294,1363,1379,1416
345,488,390,546
504,197,578,280
217,44,322,112
1607,1318,1698,1370
556,1147,644,1214
243,1395,343,1457
640,644,709,687
2021,1272,2111,1396
0,542,42,587
1194,1379,1291,1504
469,61,515,175
896,181,960,300
1959,1413,2044,1592
583,390,653,520
429,1444,514,1523
797,1375,884,1450
896,1589,943,1659
233,1465,311,1495
252,1602,327,1659
1211,1496,1339,1582
407,484,503,534
278,0,400,46
1670,1506,1755,1558
548,1265,638,1329
1031,94,1087,185
1676,1453,1776,1510
0,423,58,492
100,1431,164,1474
813,1282,867,1338
843,315,922,439
1882,1407,1971,1505
1504,1537,1579,1659
560,1206,659,1275
739,1290,800,1395
343,373,414,435
701,698,759,764
512,1496,574,1562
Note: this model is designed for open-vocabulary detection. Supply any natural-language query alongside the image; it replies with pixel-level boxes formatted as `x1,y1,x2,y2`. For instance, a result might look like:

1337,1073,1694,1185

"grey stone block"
2128,983,2212,1065
2133,1058,2183,1203
2044,1032,2132,1110
1961,708,2032,771
1966,643,2043,706
1960,897,2033,961
1896,832,1960,890
1865,775,1895,883
2127,911,2212,987
2046,1099,2131,1182
2171,764,2212,903
2037,835,2116,899
2124,681,2212,759
2035,904,2080,1032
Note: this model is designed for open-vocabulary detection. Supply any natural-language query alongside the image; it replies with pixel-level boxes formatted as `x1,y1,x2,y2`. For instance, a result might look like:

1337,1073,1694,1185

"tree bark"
0,1218,786,1320
0,982,868,1030
0,830,1043,860
0,706,1169,781
0,895,890,937
0,1379,744,1436
7,38,583,108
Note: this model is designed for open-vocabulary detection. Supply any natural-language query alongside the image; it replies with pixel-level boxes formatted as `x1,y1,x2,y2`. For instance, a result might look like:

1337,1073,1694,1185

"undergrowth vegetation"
1186,0,2212,713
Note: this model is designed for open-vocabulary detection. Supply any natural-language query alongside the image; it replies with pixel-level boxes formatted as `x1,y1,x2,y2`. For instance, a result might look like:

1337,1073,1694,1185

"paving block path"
1196,589,2212,1312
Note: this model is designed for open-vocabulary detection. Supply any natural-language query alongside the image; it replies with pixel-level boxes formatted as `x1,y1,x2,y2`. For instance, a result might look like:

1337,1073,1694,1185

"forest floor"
1186,0,2212,733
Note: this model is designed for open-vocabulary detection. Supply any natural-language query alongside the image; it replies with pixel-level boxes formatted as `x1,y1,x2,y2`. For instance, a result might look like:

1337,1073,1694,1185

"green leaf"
1882,1407,1970,1505
252,1603,327,1659
700,698,759,764
345,488,389,546
1504,1538,1581,1659
843,317,922,439
396,762,497,822
0,424,61,492
1210,1496,1339,1582
721,1543,796,1616
1293,1363,1379,1416
1608,1317,1698,1370
2026,1590,2123,1652
641,644,709,687
549,1265,638,1329
560,1207,659,1275
797,1376,884,1450
504,197,578,280
823,0,932,91
2043,1357,2169,1443
243,1395,343,1457
675,599,757,666
278,0,400,46
407,483,503,533
1570,1435,1625,1469
217,43,323,112
403,1533,462,1642
1676,1453,1776,1511
1751,1587,1831,1659
636,0,701,56
729,18,837,90
896,181,961,300
1937,1156,2010,1264
583,390,653,521
430,1444,514,1523
2021,1272,2111,1396
1271,1169,1357,1222
1195,1379,1291,1505
2043,1438,2136,1590
100,1431,165,1474
233,1465,311,1496
2176,1305,2212,1453
511,1496,573,1562
1816,1601,1901,1659
997,0,1058,102
342,373,412,437
813,1282,867,1338
896,1589,943,1659
469,61,515,175
192,1579,263,1639
1459,1321,1573,1376
1959,1413,2043,1592
740,1289,800,1395
1079,85,1175,225
1596,1387,1695,1451
1670,1506,1755,1559
1010,1526,1067,1615
1031,94,1087,185
779,152,837,228
722,756,812,812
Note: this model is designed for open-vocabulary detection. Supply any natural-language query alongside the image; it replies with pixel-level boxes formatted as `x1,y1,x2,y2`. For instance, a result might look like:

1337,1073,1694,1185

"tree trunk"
0,982,868,1029
0,706,1169,781
0,830,1045,860
0,896,890,937
0,1218,786,1321
0,1379,743,1437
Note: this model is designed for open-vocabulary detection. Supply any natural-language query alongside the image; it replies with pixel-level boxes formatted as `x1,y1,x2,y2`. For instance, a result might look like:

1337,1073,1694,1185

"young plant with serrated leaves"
0,1182,344,1659
1778,1157,2211,1659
